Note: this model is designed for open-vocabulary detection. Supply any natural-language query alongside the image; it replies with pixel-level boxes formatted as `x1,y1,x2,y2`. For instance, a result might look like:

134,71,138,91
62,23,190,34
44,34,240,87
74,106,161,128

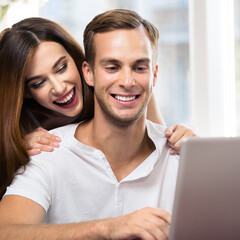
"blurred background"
0,0,239,137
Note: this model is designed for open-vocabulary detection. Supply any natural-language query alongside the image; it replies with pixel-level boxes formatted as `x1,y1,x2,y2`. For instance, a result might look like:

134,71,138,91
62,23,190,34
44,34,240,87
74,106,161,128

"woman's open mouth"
53,88,76,107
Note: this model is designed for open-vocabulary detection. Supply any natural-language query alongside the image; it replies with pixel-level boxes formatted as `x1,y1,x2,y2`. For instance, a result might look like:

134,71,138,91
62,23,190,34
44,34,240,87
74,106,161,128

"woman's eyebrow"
26,56,67,84
53,56,67,69
26,75,41,84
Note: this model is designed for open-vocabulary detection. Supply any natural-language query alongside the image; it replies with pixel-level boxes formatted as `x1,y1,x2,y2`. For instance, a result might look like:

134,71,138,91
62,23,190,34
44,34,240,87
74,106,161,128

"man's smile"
112,94,140,102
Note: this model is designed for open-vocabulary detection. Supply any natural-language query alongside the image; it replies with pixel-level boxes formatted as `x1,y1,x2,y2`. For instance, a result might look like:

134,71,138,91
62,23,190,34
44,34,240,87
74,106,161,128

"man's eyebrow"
135,58,151,64
99,58,151,65
25,56,67,84
99,58,121,65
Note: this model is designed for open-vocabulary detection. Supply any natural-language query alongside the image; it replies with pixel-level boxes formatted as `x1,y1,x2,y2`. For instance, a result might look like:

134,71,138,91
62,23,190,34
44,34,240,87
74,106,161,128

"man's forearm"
0,207,170,240
0,221,106,240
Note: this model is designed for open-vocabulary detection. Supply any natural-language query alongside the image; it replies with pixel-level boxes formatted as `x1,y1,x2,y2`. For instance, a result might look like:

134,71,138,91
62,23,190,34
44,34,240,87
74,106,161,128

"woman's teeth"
55,89,74,105
114,95,137,102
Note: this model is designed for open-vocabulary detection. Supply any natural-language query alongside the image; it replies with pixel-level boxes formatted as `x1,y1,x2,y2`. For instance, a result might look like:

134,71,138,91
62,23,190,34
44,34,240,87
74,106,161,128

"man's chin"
108,113,143,127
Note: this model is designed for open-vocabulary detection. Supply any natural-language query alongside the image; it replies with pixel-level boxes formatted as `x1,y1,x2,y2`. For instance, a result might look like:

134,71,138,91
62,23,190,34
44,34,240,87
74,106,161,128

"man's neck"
75,115,155,182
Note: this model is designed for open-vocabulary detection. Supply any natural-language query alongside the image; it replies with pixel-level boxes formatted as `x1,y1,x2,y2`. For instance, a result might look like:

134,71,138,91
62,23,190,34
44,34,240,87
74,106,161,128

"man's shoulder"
146,120,166,137
49,123,79,139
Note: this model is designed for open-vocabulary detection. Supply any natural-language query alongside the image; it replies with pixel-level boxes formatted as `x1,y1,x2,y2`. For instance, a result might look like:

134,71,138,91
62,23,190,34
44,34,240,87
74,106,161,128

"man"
0,9,179,239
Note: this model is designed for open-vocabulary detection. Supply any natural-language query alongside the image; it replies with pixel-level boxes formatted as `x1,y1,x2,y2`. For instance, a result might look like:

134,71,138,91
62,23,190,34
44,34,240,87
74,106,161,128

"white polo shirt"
5,120,179,224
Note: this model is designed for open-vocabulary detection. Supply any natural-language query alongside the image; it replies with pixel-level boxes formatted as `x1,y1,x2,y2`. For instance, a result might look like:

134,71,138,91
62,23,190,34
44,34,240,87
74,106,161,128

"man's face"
84,25,158,125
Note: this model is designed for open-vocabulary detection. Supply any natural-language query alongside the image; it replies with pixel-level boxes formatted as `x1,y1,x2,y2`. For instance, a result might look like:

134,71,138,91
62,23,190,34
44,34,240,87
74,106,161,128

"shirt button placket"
116,183,123,215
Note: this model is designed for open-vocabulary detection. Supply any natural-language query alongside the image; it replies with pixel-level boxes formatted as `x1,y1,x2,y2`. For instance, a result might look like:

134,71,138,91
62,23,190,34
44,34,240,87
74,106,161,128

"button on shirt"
5,120,179,224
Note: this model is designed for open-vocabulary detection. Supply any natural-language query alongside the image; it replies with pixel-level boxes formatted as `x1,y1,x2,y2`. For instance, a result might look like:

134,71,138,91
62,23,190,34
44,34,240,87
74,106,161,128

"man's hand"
24,127,61,156
165,124,196,155
100,207,171,240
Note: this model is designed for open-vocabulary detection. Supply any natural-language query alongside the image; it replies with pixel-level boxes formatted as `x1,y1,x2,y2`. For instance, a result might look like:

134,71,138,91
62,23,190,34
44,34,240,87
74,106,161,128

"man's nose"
119,69,136,89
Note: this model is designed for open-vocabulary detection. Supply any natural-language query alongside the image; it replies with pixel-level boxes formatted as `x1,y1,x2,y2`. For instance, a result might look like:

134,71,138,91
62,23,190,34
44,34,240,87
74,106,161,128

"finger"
28,144,55,152
26,139,57,152
28,148,41,156
25,130,61,143
126,219,164,240
165,125,177,138
168,128,185,145
26,137,60,151
165,128,172,138
38,131,61,142
130,227,156,240
169,148,179,155
168,138,182,152
140,207,171,225
37,136,60,147
141,217,170,240
39,145,55,152
151,208,171,225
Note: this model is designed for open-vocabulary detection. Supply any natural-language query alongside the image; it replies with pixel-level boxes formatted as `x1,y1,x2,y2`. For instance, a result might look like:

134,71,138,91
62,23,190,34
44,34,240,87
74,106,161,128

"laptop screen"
169,137,240,240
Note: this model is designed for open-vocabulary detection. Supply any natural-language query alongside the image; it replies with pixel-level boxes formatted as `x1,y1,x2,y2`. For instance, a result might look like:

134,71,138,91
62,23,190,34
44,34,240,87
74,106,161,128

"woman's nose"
50,77,66,95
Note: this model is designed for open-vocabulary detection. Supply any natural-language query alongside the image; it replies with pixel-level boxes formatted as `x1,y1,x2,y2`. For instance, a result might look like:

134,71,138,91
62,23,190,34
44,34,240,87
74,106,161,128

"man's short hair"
83,9,159,68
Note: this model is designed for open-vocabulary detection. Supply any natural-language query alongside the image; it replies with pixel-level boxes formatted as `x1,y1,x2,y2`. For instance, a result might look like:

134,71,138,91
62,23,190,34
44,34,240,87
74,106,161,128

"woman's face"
25,41,83,117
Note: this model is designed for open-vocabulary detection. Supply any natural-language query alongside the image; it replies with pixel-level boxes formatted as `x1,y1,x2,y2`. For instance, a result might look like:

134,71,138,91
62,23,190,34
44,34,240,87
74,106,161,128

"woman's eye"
31,80,45,89
57,62,68,73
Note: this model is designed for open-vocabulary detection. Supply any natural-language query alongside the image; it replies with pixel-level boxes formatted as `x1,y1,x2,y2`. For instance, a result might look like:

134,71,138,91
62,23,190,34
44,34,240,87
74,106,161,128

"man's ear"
153,64,158,87
82,61,94,87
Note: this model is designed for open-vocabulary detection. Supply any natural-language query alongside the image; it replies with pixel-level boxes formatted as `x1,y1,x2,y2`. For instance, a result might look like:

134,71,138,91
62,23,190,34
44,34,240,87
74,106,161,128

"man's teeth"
114,95,136,102
56,90,74,104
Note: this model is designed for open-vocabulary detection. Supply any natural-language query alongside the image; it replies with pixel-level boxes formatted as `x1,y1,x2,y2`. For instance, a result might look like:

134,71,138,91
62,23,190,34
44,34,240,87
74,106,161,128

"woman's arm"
147,92,166,126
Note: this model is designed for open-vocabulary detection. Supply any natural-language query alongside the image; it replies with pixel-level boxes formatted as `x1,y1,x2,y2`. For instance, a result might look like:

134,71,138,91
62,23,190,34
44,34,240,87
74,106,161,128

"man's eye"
106,66,119,71
57,62,68,73
135,66,147,72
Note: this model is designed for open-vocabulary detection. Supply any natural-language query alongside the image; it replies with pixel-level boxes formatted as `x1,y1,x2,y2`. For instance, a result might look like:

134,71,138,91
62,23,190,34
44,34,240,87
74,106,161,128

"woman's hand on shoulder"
24,127,61,156
165,124,197,155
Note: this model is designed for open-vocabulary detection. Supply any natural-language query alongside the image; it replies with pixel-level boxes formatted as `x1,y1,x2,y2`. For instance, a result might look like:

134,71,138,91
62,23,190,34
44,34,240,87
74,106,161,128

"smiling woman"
25,42,83,117
0,17,94,199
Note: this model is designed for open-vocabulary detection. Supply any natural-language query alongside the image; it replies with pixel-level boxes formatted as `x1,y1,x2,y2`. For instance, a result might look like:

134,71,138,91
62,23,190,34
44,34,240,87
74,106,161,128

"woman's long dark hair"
0,17,94,199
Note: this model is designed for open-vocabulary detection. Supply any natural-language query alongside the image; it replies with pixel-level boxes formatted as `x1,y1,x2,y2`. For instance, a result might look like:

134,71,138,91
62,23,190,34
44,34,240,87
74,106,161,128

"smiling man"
0,9,179,240
83,26,156,126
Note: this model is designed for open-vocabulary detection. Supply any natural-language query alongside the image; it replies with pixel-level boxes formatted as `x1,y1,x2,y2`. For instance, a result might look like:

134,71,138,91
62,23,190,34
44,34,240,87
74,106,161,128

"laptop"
169,137,240,240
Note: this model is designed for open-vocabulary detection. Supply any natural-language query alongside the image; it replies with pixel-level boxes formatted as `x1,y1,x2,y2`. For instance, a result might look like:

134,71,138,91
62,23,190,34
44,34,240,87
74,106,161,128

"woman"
0,17,95,198
0,17,195,199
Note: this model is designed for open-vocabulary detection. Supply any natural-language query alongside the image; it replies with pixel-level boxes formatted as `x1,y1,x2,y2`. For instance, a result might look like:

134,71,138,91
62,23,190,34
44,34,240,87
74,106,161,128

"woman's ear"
82,61,94,87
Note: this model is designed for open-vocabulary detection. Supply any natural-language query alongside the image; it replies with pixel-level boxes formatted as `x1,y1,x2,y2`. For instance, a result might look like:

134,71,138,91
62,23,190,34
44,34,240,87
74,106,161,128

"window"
235,0,240,135
189,0,236,136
